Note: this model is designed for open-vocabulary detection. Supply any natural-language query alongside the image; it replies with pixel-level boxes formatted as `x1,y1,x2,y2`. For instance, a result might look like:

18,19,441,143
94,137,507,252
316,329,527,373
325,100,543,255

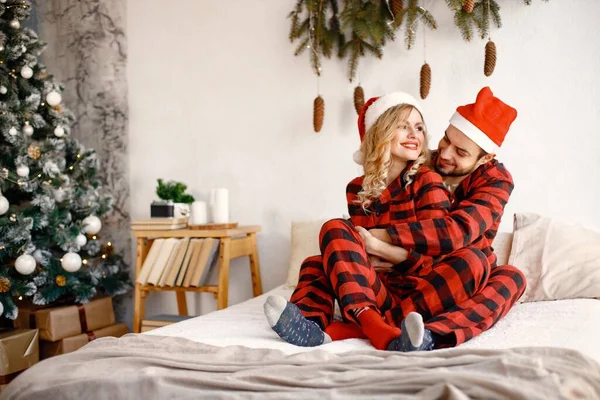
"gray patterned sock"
387,312,435,352
264,295,331,347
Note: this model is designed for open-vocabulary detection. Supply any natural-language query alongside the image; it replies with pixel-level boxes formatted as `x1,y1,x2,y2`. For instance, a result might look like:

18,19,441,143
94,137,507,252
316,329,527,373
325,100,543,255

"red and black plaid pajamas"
386,158,527,347
291,166,490,331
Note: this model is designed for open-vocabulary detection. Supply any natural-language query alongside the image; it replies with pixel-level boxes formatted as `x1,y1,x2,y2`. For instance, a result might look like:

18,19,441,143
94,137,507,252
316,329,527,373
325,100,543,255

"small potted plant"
151,179,195,219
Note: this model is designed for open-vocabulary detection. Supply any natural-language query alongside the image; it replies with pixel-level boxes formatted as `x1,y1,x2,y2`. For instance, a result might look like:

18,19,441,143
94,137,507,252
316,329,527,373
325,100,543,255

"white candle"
210,188,229,223
190,201,208,225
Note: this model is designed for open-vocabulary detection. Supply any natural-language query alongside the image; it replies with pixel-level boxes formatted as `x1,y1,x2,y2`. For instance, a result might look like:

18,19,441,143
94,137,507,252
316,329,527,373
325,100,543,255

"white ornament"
76,234,87,247
22,122,33,136
82,215,102,235
53,126,65,137
8,127,17,136
0,0,6,3
15,254,36,275
21,45,26,52
0,86,6,94
9,19,20,29
0,196,8,215
0,301,3,317
16,165,29,177
0,45,3,52
54,187,66,202
33,249,44,263
61,252,82,272
20,66,33,79
46,91,62,106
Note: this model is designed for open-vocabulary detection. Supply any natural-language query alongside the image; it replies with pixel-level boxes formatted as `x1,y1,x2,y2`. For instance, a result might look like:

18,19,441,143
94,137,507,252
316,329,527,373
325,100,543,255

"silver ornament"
0,86,7,94
54,126,65,137
46,91,62,106
16,165,29,177
20,66,33,79
61,252,82,272
15,254,36,275
9,20,20,30
22,122,33,136
8,127,17,136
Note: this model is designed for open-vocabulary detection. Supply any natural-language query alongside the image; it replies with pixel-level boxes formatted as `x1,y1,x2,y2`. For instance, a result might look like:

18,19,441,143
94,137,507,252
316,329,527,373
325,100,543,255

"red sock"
356,308,400,350
324,321,367,341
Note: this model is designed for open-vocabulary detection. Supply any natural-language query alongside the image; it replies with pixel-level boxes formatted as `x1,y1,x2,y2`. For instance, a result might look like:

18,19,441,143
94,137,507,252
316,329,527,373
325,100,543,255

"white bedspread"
148,285,600,363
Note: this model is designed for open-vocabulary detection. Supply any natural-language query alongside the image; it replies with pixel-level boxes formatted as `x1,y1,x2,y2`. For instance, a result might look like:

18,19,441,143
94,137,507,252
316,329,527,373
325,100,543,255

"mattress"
147,285,600,363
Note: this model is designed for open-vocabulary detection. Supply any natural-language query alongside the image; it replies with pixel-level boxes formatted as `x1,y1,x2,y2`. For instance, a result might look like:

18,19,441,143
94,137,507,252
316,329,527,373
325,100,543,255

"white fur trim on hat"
364,92,424,134
449,111,497,154
353,149,364,165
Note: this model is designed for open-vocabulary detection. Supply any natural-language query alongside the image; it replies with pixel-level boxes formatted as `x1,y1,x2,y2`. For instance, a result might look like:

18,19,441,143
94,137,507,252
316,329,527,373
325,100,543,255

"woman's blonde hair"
356,104,430,210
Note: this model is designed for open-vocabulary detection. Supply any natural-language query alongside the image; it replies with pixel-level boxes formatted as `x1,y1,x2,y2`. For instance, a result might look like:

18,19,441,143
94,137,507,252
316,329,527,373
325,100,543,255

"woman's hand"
369,256,394,272
355,226,381,255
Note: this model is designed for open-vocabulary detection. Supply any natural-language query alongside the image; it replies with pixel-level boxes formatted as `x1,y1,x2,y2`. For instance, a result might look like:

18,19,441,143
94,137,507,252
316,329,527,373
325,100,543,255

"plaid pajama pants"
290,218,526,347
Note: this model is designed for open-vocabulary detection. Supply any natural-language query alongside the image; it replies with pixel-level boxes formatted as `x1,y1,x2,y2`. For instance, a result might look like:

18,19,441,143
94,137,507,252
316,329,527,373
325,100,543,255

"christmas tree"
0,0,131,320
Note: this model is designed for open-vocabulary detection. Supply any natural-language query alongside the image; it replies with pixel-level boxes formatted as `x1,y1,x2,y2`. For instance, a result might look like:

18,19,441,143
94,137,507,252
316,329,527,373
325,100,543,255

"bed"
2,214,600,399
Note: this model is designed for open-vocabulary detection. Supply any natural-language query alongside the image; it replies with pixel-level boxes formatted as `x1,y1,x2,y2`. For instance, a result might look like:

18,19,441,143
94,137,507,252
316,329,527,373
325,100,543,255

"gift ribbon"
77,304,88,332
86,331,97,342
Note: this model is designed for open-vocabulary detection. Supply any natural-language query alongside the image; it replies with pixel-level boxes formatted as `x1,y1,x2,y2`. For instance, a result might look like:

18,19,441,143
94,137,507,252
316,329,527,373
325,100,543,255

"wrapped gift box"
0,329,39,385
14,297,115,342
40,323,129,359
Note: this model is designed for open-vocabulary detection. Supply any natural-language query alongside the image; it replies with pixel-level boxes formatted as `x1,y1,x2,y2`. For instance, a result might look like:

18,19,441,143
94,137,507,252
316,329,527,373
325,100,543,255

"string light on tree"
61,252,82,272
20,66,33,79
15,254,36,275
46,91,62,106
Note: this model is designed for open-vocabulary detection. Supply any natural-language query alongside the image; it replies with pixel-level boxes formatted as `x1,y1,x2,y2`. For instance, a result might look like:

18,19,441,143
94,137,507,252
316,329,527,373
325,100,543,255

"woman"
264,92,451,351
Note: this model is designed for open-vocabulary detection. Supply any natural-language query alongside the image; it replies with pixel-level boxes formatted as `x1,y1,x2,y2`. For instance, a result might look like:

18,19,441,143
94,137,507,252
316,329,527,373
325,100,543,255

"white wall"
127,0,600,317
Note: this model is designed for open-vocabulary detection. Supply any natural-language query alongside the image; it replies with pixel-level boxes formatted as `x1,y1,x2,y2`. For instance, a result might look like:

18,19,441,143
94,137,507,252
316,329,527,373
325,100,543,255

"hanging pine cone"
463,0,475,13
313,96,324,133
27,144,41,160
484,40,497,77
420,63,431,100
353,86,365,115
0,278,11,293
390,0,404,18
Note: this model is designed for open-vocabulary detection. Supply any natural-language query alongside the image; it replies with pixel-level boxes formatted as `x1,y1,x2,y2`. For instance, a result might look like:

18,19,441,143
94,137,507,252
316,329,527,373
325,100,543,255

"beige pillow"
509,213,600,303
285,220,514,289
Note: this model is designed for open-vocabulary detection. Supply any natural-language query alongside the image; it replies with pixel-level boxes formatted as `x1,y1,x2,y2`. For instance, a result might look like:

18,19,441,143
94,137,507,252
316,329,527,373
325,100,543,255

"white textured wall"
127,1,600,317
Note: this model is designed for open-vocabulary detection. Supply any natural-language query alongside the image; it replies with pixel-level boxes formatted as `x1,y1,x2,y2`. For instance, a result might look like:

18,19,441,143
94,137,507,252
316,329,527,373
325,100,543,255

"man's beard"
434,160,478,177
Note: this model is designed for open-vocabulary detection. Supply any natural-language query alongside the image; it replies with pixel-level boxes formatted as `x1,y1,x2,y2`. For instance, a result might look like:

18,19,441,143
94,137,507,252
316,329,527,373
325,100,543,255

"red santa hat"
449,87,517,154
354,91,424,165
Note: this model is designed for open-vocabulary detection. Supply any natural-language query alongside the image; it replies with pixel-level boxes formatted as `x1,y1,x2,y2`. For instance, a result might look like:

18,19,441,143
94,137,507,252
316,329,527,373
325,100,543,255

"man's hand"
368,228,392,244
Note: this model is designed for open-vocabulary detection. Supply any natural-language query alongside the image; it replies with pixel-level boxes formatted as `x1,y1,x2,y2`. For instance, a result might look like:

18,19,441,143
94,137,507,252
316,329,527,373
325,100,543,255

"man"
368,86,526,349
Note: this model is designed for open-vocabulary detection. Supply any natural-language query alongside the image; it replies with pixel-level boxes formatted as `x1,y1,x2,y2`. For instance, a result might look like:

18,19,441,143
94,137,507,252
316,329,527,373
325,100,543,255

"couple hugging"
265,86,526,352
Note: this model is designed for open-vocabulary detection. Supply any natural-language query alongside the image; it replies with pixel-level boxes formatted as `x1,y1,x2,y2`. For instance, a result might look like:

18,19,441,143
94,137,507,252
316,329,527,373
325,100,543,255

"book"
190,238,220,287
131,223,187,231
132,217,188,225
182,239,206,287
146,238,179,285
161,238,191,286
142,314,193,327
136,239,165,284
175,239,200,287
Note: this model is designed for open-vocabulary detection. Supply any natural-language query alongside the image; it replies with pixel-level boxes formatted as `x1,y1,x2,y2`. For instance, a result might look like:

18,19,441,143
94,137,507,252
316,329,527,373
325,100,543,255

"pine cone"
55,275,66,287
27,144,41,160
390,0,403,18
313,96,324,133
353,86,365,115
484,40,497,77
0,278,11,293
420,63,431,100
463,0,475,13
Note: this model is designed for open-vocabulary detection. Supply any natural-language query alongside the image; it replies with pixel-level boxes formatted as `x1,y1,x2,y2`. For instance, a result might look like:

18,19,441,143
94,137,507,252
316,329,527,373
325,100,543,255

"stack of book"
132,218,188,231
136,238,220,287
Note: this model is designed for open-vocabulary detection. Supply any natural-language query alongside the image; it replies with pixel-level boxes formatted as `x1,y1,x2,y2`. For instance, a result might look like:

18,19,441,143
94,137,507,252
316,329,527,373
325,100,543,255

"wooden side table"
131,226,262,333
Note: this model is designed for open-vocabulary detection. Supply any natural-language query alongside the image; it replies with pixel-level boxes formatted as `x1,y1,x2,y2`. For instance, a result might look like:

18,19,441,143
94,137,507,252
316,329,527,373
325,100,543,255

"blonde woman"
265,92,455,352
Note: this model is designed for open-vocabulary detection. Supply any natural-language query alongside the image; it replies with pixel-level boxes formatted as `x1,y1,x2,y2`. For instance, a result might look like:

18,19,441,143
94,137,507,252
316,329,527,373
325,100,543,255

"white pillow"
509,213,600,303
285,219,514,289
